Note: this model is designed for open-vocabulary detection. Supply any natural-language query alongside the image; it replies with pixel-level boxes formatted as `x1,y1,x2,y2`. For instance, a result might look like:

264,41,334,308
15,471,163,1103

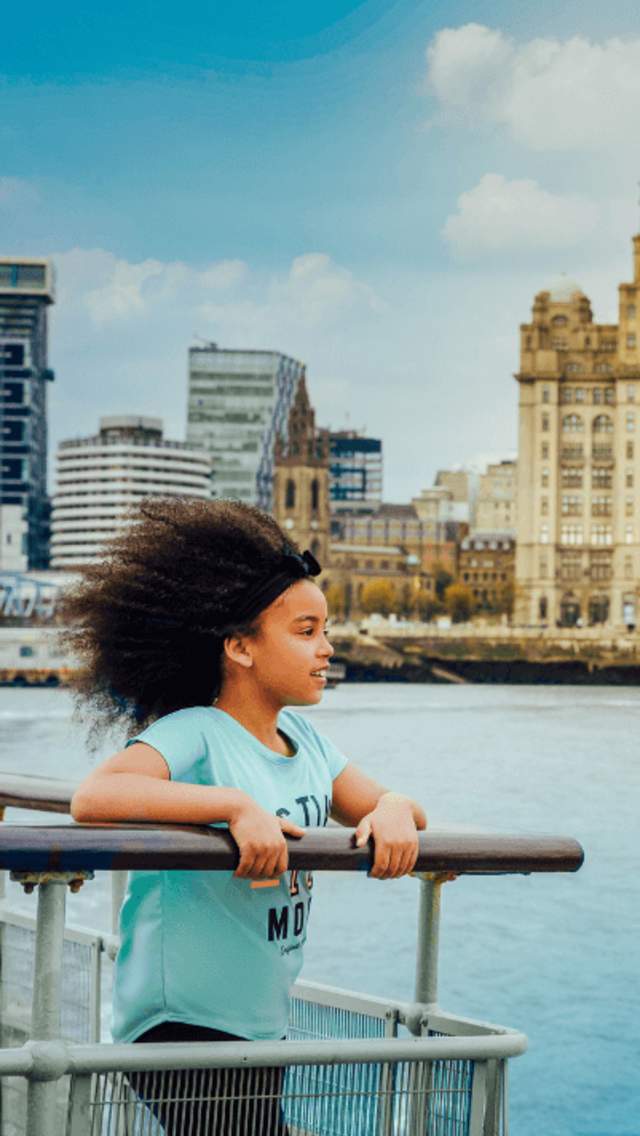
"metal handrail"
0,771,583,1136
0,821,584,874
0,1032,529,1078
0,773,76,814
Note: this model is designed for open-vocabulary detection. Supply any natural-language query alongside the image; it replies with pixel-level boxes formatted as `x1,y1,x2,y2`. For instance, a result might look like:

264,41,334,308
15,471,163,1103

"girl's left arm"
330,763,427,880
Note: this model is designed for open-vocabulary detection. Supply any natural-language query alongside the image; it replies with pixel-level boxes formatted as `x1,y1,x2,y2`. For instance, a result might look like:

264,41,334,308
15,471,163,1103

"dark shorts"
129,1020,289,1135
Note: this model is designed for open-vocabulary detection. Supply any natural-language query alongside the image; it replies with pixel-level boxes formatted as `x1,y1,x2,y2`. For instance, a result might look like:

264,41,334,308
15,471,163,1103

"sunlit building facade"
515,233,640,628
51,416,211,568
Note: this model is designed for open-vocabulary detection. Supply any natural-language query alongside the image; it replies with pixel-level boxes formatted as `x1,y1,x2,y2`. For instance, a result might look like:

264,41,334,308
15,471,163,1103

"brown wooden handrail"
0,822,584,875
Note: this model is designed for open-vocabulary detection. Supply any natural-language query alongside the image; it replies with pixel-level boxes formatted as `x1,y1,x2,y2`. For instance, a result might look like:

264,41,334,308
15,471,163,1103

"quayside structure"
0,774,583,1135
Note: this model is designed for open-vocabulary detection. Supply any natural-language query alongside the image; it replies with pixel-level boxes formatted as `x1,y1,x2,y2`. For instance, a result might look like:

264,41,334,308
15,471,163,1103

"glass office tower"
0,259,55,567
187,344,305,509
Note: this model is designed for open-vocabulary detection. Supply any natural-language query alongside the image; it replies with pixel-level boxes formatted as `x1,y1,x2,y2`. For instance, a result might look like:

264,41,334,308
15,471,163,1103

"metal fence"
0,775,583,1136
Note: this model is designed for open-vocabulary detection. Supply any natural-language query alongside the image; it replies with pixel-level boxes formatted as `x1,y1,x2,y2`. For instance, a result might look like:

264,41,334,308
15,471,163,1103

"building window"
562,495,582,515
541,442,549,459
562,414,583,433
561,525,583,545
19,646,34,658
541,497,549,515
590,558,612,582
627,412,636,432
310,478,319,513
626,525,634,544
552,316,568,327
628,385,636,402
627,441,634,459
539,596,548,621
561,467,583,488
595,363,612,374
605,387,615,403
593,414,613,433
540,525,549,544
561,387,573,404
591,496,611,516
593,388,603,404
552,338,567,349
574,386,585,400
285,479,296,509
625,556,633,579
542,386,550,403
539,559,548,578
561,556,582,581
627,470,634,489
627,305,636,319
627,334,637,349
542,413,550,432
626,497,634,517
592,467,612,489
591,525,612,546
541,468,550,488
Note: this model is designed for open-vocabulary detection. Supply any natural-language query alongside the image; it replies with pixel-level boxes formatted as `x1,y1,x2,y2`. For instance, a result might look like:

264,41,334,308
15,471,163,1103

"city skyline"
3,2,640,499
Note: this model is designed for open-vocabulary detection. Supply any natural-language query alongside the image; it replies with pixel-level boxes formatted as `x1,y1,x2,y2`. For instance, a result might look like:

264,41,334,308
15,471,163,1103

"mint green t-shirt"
111,706,348,1043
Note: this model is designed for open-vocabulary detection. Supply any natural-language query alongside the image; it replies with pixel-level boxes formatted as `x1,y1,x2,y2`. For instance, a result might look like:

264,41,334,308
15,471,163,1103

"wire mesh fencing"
69,1055,478,1136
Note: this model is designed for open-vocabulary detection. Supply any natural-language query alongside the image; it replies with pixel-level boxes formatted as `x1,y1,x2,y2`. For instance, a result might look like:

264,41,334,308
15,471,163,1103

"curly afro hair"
58,497,298,742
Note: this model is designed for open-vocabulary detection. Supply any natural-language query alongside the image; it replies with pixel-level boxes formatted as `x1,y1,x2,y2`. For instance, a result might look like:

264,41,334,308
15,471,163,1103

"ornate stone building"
515,234,640,628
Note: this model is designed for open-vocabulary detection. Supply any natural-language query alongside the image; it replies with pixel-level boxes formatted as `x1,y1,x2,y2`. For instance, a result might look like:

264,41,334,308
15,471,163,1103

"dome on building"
545,275,585,302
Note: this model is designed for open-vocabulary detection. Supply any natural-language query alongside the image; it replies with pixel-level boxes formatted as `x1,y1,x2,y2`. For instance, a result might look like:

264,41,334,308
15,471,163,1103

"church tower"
272,371,330,566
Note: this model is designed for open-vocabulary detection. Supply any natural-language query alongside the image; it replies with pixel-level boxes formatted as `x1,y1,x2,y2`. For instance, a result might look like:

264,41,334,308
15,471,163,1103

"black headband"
232,546,322,625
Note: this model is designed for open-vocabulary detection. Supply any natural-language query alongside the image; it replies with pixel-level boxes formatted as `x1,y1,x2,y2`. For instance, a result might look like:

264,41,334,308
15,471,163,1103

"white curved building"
51,416,212,568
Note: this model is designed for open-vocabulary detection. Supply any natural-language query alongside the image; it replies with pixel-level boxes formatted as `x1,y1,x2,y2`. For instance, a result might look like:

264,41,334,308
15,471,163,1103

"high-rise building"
328,432,383,519
51,416,212,568
515,232,640,628
187,344,305,509
473,460,517,536
0,258,55,567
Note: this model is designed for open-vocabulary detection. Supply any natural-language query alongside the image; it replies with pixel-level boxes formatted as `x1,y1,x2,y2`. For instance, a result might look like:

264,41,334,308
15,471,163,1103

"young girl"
65,498,426,1133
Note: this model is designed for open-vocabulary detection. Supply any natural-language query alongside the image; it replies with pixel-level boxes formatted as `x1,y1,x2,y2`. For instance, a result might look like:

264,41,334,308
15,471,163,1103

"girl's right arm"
71,742,304,879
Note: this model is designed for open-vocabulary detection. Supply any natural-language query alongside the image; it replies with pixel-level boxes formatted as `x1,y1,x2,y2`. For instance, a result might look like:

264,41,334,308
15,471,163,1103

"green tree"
360,579,397,616
414,589,443,622
444,581,476,624
495,579,515,617
434,564,454,602
399,581,415,617
325,582,347,620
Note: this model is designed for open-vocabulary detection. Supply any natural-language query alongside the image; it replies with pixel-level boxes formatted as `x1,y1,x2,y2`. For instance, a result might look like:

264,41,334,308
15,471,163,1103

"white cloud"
53,248,249,327
426,24,640,150
197,252,384,340
0,177,38,206
47,246,385,470
443,174,598,257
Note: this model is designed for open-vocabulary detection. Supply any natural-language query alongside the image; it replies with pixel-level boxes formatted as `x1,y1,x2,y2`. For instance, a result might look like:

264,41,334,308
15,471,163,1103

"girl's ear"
223,635,254,670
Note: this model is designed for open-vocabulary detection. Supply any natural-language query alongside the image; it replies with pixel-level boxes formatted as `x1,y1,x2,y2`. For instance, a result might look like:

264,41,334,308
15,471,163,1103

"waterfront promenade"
329,619,640,681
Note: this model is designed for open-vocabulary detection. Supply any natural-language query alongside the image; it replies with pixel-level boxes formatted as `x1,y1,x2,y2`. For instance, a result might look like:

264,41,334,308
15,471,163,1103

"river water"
0,683,638,1136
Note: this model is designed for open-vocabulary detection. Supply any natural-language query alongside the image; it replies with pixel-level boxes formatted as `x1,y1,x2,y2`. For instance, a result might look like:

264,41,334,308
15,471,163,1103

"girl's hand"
229,795,305,879
354,792,423,880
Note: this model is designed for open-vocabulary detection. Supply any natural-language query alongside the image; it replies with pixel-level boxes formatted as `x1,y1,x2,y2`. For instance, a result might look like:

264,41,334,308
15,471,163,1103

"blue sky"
4,0,640,498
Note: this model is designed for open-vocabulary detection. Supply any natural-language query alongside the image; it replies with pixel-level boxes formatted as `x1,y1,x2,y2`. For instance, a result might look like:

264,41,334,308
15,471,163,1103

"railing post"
414,875,441,1006
111,869,128,935
27,880,67,1136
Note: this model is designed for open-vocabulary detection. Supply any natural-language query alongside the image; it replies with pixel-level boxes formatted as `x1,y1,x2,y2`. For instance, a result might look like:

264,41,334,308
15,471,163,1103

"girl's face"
250,579,334,707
